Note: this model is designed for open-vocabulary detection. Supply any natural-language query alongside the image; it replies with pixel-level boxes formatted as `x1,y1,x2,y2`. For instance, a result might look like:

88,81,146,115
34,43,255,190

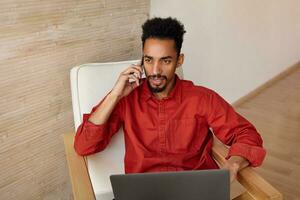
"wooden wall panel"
0,0,149,199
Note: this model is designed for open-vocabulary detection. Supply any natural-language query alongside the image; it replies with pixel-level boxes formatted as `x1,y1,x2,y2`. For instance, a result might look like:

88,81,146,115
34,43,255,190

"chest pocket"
169,118,200,153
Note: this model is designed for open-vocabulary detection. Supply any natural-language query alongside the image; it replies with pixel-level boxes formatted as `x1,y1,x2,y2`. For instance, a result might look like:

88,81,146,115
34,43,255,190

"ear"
177,53,184,68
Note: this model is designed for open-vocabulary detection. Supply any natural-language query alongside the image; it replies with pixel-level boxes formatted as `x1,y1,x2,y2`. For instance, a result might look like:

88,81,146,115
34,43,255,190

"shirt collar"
140,74,182,103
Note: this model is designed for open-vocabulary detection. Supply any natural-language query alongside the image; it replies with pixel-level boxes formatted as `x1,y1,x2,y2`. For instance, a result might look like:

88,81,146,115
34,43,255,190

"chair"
63,60,282,200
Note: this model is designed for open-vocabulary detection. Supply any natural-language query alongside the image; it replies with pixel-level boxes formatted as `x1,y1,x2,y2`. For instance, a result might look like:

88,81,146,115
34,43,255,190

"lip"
150,78,164,85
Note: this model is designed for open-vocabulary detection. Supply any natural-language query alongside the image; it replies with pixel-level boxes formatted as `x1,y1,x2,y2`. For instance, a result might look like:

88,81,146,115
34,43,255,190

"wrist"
228,156,249,170
109,91,122,101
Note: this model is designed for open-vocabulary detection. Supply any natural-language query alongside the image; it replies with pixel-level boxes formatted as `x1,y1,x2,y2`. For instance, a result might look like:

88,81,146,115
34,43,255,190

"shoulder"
180,79,230,111
180,79,217,98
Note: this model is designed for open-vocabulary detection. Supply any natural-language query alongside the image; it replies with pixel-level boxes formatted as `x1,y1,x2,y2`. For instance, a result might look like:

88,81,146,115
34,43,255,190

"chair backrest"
70,60,184,200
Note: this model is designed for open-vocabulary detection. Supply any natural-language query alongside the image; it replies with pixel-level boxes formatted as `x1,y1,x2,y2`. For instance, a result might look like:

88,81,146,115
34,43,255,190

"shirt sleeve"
74,95,125,156
206,90,266,167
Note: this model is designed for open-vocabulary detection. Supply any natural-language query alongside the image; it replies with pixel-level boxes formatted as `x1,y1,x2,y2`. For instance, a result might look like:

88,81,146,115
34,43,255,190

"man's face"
142,38,183,95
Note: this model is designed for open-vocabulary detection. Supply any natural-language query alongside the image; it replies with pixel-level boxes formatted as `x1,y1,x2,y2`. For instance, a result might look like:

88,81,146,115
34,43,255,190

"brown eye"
144,58,151,64
163,60,171,64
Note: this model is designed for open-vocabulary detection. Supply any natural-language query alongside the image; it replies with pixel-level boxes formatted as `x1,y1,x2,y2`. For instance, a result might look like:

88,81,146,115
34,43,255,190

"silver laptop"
110,169,229,200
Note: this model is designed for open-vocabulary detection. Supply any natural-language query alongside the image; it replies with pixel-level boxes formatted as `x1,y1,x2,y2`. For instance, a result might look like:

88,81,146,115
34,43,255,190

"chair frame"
64,132,283,200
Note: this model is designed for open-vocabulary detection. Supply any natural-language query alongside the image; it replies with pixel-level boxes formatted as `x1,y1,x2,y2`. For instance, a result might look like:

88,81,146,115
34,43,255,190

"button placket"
158,101,167,154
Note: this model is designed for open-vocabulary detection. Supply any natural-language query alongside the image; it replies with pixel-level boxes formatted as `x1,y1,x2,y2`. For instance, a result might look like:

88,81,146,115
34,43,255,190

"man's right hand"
110,64,143,99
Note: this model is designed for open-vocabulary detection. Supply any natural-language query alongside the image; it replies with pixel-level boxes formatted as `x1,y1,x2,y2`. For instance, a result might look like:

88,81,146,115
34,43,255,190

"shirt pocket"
169,118,200,153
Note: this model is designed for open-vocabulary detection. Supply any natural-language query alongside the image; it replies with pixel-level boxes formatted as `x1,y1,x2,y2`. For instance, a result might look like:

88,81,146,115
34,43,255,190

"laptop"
110,169,229,200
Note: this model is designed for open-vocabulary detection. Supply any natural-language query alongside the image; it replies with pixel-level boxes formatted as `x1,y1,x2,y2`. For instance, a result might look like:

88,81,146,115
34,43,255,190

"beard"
147,75,168,93
145,72,168,93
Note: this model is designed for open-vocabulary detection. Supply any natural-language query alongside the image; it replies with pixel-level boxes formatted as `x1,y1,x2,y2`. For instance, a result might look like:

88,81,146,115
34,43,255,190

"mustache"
147,74,167,80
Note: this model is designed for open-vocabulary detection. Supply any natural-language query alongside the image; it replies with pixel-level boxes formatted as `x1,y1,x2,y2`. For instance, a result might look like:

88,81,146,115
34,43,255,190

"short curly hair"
141,17,186,55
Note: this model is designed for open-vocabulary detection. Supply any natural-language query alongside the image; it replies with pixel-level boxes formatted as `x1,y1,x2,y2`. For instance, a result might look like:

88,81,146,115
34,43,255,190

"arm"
206,91,266,179
74,65,143,156
73,94,124,156
88,64,142,125
212,139,282,199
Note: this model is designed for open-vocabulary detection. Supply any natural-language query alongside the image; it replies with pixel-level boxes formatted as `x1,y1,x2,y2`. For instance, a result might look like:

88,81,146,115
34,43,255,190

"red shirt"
74,75,266,173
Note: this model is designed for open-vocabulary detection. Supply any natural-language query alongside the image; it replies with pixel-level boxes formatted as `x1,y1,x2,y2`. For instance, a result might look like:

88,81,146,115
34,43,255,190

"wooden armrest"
212,139,283,200
63,133,96,200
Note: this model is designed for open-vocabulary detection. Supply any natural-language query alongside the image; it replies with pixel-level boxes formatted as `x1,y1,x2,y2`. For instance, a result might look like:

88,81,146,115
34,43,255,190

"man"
74,17,266,182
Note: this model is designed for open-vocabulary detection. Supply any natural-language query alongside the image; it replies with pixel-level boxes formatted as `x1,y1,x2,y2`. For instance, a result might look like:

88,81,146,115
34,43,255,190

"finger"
230,174,236,183
128,73,139,80
230,170,237,183
130,64,143,73
126,64,142,71
130,71,141,79
134,65,145,78
121,71,140,82
129,74,140,85
128,73,140,85
129,70,142,80
130,67,143,77
123,67,142,77
118,73,137,86
129,81,139,90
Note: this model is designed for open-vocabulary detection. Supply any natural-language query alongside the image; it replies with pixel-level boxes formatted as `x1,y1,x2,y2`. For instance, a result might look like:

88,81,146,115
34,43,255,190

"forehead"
143,38,177,58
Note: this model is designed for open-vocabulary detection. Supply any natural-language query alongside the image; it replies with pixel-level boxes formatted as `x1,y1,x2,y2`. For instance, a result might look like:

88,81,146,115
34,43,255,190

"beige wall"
151,0,300,103
0,1,149,199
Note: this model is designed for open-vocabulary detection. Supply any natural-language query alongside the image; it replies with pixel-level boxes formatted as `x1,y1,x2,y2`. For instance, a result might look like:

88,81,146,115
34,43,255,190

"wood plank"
64,133,95,200
233,192,254,200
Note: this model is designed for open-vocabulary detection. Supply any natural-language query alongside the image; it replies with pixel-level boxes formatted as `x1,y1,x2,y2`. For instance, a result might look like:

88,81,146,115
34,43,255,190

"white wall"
150,0,300,103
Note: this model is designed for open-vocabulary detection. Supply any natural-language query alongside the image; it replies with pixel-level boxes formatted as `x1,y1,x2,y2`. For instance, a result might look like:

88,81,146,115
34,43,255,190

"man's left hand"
222,156,249,182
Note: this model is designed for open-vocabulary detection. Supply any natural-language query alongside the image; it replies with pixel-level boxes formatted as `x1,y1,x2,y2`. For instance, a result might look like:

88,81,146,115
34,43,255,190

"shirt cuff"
226,143,266,167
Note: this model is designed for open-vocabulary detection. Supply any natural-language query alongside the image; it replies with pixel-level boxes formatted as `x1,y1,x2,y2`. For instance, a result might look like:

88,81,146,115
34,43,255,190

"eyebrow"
143,55,173,60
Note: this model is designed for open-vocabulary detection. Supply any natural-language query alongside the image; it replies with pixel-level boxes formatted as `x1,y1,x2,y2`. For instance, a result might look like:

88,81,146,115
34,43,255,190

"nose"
152,61,162,75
